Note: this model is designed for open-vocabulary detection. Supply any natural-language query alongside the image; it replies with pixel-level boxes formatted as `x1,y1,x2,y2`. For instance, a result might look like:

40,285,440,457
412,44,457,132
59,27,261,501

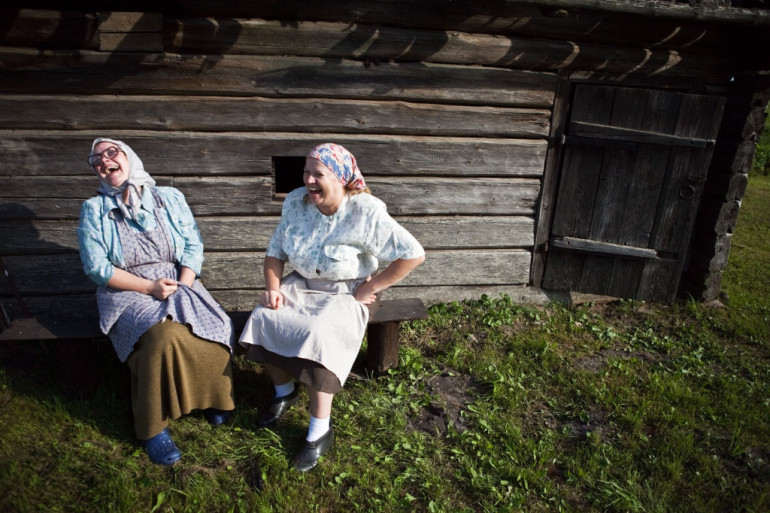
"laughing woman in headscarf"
239,143,425,471
77,138,235,466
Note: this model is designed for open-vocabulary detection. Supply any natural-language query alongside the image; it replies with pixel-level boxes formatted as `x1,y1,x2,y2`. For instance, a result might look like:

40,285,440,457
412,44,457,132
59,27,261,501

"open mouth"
106,165,120,173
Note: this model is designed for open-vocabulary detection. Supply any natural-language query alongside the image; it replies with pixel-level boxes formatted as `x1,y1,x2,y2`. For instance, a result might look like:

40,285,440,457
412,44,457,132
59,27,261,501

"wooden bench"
1,269,428,382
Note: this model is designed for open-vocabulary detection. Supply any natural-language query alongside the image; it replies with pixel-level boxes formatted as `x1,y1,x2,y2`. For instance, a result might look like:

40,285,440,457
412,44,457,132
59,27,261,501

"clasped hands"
149,277,190,300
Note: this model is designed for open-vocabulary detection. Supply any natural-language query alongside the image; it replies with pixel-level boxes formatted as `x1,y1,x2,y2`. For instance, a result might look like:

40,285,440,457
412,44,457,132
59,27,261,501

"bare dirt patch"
408,372,481,435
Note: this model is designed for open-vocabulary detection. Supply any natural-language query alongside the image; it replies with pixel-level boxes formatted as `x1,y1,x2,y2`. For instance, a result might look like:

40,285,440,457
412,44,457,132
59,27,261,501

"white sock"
274,381,295,399
306,415,330,442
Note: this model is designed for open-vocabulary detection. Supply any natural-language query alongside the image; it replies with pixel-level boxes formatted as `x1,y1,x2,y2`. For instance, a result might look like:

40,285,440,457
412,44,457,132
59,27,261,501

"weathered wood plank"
163,18,730,79
176,0,765,56
0,95,551,138
396,216,534,249
0,215,533,257
0,249,532,296
542,84,614,292
0,253,92,296
607,89,679,299
1,2,762,61
200,249,533,290
197,216,535,252
0,176,540,216
0,219,80,254
651,95,726,254
580,86,644,298
570,121,716,148
0,131,547,178
550,237,657,260
531,70,570,288
367,178,540,215
0,49,557,108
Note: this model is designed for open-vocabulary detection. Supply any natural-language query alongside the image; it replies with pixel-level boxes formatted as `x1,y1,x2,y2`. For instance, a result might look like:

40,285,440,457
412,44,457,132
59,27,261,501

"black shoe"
257,388,299,428
293,423,334,472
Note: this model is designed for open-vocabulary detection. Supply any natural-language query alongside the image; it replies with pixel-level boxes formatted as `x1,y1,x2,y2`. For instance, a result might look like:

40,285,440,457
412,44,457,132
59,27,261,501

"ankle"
306,415,331,442
274,381,295,399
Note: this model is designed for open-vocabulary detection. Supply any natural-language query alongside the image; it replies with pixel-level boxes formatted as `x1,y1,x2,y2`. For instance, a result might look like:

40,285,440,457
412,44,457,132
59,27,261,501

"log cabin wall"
1,0,769,318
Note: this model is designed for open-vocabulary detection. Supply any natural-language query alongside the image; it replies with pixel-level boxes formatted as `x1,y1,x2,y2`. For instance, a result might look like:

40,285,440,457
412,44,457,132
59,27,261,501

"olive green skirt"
126,320,234,440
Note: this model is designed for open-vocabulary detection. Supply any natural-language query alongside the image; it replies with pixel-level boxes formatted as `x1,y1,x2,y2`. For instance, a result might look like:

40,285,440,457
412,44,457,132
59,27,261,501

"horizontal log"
0,131,547,178
0,49,556,108
200,249,533,290
368,177,539,215
196,215,534,252
511,0,770,26
0,248,532,296
0,214,533,257
0,253,92,295
0,175,540,216
163,18,733,79
2,3,755,58
0,95,551,138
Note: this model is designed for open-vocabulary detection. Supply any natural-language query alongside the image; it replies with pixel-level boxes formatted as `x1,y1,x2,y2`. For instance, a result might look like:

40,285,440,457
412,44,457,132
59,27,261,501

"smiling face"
304,157,346,215
91,141,130,189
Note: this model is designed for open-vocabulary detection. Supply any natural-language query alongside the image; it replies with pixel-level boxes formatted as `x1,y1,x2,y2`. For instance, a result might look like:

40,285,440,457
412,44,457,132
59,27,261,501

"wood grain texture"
163,18,731,80
0,249,533,298
0,95,551,138
0,131,547,178
0,49,557,107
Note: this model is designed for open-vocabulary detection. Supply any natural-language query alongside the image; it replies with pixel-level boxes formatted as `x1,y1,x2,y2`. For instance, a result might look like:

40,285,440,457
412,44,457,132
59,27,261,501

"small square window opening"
272,156,306,200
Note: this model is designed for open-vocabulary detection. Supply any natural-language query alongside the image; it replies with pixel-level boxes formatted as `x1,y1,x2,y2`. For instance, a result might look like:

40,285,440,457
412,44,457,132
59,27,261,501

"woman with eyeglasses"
77,138,235,466
239,143,425,471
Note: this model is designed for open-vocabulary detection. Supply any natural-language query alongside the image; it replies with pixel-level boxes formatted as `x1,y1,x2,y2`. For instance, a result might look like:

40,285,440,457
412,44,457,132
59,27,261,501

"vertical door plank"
639,93,725,301
543,84,614,291
581,87,643,295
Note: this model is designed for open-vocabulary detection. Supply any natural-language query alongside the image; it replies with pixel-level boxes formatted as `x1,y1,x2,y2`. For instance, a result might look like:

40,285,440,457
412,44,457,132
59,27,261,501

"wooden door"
542,84,725,302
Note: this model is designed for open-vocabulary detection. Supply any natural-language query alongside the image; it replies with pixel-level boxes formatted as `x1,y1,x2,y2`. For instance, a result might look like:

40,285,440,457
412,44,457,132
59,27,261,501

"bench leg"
366,321,400,374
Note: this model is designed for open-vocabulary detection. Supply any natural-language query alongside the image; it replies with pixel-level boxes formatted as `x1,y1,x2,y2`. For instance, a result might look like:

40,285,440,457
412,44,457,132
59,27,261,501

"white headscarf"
90,138,156,227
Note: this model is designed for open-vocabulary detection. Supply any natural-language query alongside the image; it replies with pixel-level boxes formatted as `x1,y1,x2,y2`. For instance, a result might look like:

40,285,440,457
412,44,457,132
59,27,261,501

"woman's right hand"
260,289,284,309
149,277,179,300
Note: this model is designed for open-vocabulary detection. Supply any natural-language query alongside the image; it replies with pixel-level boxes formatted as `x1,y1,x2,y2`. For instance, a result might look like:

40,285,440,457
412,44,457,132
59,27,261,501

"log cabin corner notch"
1,0,769,321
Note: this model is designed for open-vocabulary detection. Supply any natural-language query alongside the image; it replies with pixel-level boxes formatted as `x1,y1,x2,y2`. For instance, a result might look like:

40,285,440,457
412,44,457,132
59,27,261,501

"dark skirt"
126,320,235,440
247,345,343,394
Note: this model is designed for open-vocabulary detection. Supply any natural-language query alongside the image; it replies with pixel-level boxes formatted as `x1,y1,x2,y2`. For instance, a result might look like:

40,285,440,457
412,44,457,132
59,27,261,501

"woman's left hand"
352,256,425,305
353,279,377,305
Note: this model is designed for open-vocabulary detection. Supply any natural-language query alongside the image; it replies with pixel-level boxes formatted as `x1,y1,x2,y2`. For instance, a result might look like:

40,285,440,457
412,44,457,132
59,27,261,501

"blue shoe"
143,428,182,466
204,408,232,426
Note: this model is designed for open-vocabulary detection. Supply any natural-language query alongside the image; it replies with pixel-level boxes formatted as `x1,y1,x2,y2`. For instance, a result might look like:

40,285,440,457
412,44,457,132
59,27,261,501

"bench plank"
0,298,428,374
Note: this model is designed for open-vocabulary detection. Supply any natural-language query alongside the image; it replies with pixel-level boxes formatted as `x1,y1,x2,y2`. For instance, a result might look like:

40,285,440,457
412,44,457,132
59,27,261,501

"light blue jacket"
77,186,204,287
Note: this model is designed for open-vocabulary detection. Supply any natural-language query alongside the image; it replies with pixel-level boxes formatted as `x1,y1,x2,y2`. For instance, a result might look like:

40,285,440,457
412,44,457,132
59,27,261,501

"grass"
1,175,769,512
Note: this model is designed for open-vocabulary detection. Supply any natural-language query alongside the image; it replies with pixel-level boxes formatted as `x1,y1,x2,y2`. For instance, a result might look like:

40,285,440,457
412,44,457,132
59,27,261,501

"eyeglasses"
87,146,122,167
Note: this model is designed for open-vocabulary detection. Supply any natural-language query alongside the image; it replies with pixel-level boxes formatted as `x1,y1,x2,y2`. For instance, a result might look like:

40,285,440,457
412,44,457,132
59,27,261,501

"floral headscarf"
306,143,366,191
90,138,156,227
